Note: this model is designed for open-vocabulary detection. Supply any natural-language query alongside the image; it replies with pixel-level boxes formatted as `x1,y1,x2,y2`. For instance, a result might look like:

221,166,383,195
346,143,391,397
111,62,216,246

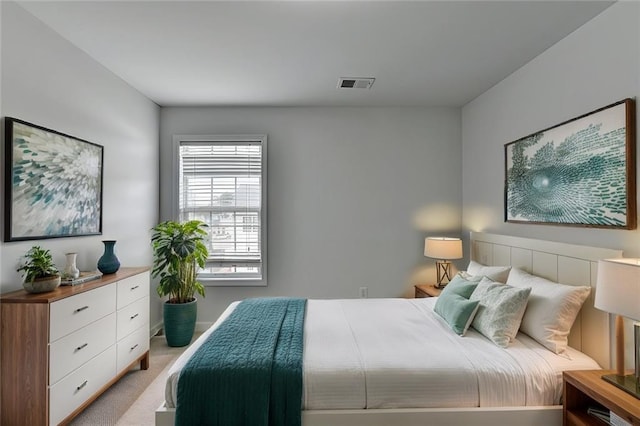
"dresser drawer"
117,296,149,340
116,271,150,309
49,312,116,385
49,345,116,426
50,285,116,341
117,326,149,372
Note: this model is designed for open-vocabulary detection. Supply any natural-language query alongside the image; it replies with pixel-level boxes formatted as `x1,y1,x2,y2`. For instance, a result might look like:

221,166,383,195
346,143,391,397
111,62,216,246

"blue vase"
97,240,120,274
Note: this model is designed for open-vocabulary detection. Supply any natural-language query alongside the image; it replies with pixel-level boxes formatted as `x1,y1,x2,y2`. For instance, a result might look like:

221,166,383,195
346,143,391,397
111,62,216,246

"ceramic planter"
163,298,197,347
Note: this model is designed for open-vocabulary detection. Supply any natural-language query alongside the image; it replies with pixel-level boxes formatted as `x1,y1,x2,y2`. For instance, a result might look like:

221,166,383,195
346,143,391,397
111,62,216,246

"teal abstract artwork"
505,99,635,229
4,118,103,241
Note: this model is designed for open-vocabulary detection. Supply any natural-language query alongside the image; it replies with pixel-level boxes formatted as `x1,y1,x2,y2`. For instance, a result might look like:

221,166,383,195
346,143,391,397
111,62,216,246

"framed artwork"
4,118,104,241
504,98,636,229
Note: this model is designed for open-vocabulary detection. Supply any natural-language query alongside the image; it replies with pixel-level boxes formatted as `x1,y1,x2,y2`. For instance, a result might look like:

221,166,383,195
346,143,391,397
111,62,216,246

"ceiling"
17,1,614,107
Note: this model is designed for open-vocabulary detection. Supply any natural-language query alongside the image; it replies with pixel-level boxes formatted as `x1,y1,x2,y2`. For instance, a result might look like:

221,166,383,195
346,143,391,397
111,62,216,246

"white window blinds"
177,136,266,283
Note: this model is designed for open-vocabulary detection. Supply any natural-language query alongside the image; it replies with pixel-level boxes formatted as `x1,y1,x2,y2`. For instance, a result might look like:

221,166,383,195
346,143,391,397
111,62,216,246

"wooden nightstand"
414,284,442,298
563,369,640,425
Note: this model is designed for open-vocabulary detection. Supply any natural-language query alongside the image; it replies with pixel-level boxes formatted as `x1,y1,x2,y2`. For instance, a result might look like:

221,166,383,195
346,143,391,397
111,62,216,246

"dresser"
1,267,150,425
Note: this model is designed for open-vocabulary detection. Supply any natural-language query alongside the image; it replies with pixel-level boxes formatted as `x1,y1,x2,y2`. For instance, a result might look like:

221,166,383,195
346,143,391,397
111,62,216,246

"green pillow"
469,278,531,348
440,274,478,298
434,293,481,336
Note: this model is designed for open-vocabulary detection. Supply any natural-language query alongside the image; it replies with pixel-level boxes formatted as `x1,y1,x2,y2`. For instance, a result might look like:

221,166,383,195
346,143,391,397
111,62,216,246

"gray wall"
461,2,639,368
462,1,640,257
0,3,160,325
161,107,462,324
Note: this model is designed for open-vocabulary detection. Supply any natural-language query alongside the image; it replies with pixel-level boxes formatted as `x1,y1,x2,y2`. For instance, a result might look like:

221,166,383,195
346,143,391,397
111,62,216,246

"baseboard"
149,321,212,337
195,322,213,333
150,321,163,338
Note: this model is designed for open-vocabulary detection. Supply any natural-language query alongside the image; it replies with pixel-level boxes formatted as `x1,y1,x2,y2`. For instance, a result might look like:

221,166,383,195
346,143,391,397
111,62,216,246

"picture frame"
4,118,104,241
504,98,636,229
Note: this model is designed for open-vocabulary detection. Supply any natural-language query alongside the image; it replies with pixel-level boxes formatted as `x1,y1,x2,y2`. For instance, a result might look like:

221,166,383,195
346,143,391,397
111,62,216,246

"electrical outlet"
359,286,368,298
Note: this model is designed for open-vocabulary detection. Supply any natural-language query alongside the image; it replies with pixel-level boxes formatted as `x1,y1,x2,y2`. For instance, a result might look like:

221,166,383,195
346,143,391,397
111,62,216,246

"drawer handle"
130,285,139,291
75,343,88,352
130,343,139,351
76,380,88,391
74,306,89,313
130,313,139,320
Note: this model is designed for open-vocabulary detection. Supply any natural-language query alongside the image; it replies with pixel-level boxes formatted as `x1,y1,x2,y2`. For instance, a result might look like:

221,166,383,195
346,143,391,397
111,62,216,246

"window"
173,135,267,286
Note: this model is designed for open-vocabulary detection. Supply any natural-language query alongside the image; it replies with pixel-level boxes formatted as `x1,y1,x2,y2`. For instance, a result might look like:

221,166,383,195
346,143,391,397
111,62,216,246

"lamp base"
435,260,452,288
602,374,640,400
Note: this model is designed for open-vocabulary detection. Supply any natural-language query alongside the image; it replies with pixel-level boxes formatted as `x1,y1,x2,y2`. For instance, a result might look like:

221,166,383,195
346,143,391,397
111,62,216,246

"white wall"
1,3,160,324
462,1,640,255
461,2,640,368
161,107,462,323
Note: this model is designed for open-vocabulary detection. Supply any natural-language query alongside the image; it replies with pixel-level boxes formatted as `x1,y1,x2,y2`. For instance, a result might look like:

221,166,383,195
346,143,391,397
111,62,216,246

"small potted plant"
17,246,61,293
151,220,208,347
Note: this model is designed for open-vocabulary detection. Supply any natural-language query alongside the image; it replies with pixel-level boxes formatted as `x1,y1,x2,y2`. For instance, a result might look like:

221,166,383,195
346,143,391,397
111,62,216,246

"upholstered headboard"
470,232,623,368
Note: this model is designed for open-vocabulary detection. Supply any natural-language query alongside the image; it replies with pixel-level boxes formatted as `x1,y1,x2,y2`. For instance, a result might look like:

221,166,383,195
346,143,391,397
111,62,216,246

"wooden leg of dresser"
140,350,150,370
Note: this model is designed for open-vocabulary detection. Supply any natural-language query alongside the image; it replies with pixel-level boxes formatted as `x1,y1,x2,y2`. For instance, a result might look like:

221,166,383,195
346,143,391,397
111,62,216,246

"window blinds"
178,140,263,275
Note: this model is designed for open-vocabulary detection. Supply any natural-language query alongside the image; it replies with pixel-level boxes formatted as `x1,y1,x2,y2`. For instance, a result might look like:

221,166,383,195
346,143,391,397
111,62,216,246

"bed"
155,232,622,426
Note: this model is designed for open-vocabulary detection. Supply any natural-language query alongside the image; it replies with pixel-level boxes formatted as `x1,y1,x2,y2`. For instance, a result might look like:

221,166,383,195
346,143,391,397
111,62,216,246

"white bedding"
164,297,599,410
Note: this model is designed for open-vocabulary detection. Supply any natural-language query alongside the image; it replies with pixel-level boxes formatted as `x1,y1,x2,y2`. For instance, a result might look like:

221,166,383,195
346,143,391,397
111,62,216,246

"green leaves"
16,246,59,283
151,220,209,303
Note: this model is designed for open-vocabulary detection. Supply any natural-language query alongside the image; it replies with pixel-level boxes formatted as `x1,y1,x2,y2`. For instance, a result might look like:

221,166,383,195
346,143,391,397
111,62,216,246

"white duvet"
165,298,599,410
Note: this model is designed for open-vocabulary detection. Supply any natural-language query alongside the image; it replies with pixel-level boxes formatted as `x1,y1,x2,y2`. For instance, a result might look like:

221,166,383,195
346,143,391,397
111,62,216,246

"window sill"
200,278,267,287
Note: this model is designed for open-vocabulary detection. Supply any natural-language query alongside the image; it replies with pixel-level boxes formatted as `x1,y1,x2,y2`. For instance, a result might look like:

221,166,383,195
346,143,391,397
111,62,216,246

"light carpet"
70,335,187,426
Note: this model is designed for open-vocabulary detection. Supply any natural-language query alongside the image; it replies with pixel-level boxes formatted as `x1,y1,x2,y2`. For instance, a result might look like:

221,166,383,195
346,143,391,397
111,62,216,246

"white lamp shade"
424,237,463,260
595,258,640,321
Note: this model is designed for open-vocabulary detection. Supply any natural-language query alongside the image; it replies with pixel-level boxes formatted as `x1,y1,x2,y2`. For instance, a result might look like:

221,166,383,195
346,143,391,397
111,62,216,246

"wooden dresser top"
1,266,149,304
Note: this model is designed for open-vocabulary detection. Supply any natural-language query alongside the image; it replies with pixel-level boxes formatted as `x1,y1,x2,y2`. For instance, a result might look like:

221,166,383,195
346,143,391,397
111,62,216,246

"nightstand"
563,369,640,425
414,284,442,298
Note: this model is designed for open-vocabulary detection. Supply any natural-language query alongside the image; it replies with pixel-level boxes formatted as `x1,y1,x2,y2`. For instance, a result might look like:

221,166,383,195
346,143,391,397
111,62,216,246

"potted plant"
17,246,61,293
151,220,208,347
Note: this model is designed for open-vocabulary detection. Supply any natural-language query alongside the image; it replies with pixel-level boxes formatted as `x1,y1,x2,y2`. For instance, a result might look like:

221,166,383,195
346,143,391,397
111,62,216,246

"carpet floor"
70,335,190,426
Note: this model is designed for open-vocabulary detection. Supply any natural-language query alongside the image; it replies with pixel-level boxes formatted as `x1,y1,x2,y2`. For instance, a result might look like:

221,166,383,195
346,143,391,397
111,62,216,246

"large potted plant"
151,220,208,347
17,246,61,293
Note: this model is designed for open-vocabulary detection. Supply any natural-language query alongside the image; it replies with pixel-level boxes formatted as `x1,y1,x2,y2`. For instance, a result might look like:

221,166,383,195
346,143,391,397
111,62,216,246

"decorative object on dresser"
595,258,640,399
151,220,208,347
60,270,103,286
63,252,80,280
97,239,121,274
424,237,463,288
0,267,150,425
563,369,640,426
504,98,636,230
4,117,104,242
16,245,61,293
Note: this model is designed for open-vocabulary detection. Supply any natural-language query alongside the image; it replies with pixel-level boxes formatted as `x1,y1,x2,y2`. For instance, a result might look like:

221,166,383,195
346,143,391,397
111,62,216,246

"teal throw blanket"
176,297,307,426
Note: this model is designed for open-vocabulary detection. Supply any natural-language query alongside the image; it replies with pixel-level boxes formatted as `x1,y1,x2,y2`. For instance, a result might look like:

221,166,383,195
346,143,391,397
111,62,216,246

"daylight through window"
177,136,266,284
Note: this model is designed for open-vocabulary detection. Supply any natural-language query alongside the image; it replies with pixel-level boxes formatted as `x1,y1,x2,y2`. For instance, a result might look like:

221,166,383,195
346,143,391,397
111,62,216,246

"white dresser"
0,267,150,425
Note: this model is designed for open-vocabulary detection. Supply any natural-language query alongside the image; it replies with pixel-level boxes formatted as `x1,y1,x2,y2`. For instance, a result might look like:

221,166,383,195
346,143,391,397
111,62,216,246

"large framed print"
4,118,104,241
504,98,636,229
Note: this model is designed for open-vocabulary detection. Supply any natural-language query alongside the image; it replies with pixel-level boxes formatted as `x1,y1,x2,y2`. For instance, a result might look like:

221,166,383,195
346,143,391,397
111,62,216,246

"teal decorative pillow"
434,292,481,336
440,274,479,299
469,278,531,348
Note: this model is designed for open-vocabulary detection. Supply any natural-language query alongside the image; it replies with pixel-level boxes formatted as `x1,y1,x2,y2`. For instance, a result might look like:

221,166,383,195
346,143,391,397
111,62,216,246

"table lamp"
595,258,640,399
424,237,463,288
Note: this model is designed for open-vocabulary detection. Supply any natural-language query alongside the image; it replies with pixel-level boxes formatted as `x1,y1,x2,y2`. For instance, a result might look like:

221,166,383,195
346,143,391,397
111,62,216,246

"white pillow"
465,260,511,283
506,268,591,355
469,277,531,348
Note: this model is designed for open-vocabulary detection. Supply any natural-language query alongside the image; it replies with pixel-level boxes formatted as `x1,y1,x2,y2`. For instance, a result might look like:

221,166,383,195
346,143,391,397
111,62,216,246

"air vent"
337,77,375,89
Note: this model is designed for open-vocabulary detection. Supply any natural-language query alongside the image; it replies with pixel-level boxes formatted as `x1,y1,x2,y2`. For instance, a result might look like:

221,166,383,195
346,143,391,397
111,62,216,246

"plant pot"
163,298,197,347
23,275,61,294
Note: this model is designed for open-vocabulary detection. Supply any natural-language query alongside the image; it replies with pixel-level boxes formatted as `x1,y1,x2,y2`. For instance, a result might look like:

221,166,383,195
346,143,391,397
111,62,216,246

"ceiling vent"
337,77,375,89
